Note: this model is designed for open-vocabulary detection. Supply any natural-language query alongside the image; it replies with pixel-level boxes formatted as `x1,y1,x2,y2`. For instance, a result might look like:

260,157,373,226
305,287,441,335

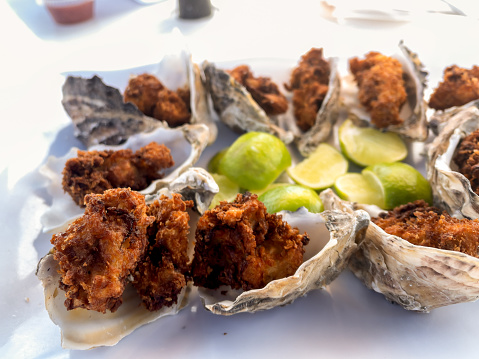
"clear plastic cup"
44,0,94,25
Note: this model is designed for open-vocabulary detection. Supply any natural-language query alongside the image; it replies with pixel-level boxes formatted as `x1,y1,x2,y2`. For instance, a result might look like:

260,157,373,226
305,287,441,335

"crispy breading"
428,65,479,110
452,128,479,194
349,51,407,128
62,142,174,206
51,188,154,313
123,73,192,126
229,65,288,116
132,194,193,311
372,200,479,257
191,193,309,291
285,48,331,132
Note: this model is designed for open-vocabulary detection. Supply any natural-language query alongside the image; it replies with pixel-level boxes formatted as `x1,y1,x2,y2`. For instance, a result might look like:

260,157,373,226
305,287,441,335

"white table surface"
1,1,479,358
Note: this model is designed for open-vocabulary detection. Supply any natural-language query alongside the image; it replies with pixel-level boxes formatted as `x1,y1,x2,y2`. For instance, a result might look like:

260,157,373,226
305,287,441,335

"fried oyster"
62,142,174,206
51,188,154,313
124,73,192,127
228,65,288,116
429,65,479,111
372,200,479,257
349,51,407,128
285,48,331,132
132,194,193,311
191,193,309,291
452,128,479,195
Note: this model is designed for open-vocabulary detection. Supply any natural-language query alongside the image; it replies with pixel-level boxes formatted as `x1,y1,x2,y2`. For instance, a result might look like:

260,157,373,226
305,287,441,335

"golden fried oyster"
132,194,193,311
124,73,191,127
428,65,479,110
349,51,407,128
285,48,330,132
229,65,288,116
62,142,174,206
191,193,309,291
452,128,479,195
372,200,479,257
51,188,154,313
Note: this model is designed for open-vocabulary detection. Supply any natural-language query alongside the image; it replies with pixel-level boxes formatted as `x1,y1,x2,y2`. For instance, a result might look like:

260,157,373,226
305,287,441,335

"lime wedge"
207,148,228,174
218,132,291,191
287,143,348,190
258,184,323,214
339,119,408,167
363,162,432,210
209,173,240,209
334,173,384,207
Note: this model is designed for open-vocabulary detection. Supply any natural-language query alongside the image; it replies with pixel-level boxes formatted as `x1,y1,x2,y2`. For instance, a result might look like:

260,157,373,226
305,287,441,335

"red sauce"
46,0,94,25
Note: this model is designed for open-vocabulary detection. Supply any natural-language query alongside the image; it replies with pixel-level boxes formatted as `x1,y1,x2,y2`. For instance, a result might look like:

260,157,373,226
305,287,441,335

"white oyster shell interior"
198,196,369,315
40,124,210,232
322,189,479,312
36,253,189,350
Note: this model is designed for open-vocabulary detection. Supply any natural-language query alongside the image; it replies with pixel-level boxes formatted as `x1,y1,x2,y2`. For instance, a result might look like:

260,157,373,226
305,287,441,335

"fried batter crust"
62,142,174,206
51,188,154,313
453,128,479,194
123,73,191,127
191,193,309,291
229,65,288,116
373,200,479,257
428,65,479,110
349,51,407,128
132,194,193,311
285,48,330,132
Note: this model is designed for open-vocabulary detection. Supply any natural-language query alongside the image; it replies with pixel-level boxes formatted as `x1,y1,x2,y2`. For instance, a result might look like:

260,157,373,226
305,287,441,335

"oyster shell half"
426,103,479,219
36,253,190,350
341,41,428,141
62,51,217,147
39,125,211,232
322,189,479,312
202,61,294,144
198,190,369,315
284,57,342,157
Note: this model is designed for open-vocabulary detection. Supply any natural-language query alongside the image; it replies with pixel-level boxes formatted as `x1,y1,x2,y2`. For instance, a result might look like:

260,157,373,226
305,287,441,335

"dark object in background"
178,0,212,19
45,0,94,25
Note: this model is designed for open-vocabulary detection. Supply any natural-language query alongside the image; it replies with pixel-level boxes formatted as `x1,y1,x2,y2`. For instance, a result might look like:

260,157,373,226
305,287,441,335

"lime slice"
287,143,348,190
258,184,323,214
207,148,228,174
218,132,291,191
209,173,240,209
339,119,408,167
334,173,384,207
363,162,432,210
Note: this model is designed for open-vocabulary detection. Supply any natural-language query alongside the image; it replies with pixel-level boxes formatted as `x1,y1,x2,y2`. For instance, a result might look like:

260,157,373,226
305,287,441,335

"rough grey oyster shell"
426,103,479,219
202,61,294,144
198,189,369,315
39,125,212,233
341,41,428,141
322,189,479,312
62,51,217,148
283,57,342,157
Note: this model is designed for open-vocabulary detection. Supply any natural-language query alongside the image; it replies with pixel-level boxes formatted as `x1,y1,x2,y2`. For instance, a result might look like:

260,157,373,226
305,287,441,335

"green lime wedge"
207,148,228,174
363,162,432,210
339,119,408,167
218,132,291,191
287,143,348,190
209,173,240,209
258,184,323,214
334,173,384,207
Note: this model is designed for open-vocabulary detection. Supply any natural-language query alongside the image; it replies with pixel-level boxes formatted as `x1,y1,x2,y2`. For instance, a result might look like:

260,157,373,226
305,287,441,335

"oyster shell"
36,252,190,350
322,189,479,312
341,41,428,141
426,103,479,219
62,51,217,148
198,190,369,315
39,125,211,232
202,61,294,144
284,56,342,157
